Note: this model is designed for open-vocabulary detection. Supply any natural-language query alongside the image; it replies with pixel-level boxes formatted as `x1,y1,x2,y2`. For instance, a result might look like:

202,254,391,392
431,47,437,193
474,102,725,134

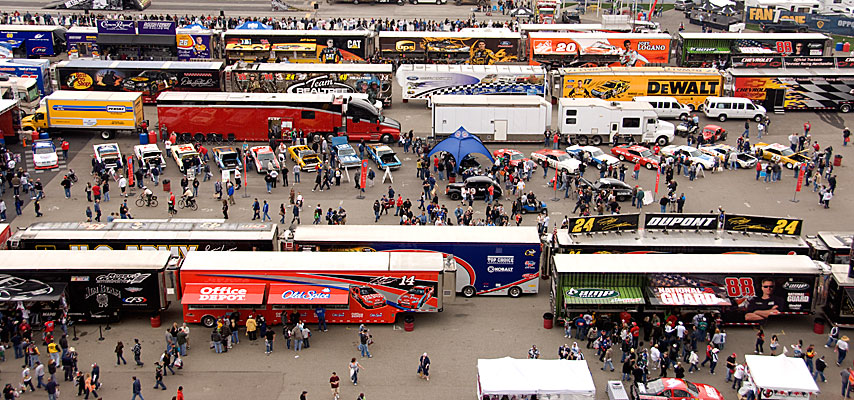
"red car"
634,378,724,400
493,148,532,168
701,125,727,143
349,285,386,309
397,286,434,309
611,145,660,170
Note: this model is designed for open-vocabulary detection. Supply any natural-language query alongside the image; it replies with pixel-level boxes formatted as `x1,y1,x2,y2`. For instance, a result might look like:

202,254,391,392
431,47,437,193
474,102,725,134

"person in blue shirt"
316,306,327,332
262,200,270,222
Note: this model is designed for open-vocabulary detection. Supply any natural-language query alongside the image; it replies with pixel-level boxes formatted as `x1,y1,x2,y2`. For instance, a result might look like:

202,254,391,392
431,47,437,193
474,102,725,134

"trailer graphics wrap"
558,67,723,109
176,32,212,60
529,34,670,67
0,59,51,96
397,64,546,100
378,35,519,64
230,71,389,104
224,33,369,62
732,74,854,112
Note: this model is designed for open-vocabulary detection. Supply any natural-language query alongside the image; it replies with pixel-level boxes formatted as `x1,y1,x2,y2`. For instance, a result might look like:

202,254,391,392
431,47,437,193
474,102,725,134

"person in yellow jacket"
246,315,258,341
47,340,61,365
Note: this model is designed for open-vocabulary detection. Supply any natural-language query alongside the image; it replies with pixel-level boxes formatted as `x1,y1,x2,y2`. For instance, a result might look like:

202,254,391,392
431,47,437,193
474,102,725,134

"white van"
703,96,766,122
634,96,692,120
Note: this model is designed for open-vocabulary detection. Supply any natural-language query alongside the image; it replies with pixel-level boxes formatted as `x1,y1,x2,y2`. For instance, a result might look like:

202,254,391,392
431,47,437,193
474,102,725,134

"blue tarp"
427,127,494,173
234,21,272,30
181,23,207,30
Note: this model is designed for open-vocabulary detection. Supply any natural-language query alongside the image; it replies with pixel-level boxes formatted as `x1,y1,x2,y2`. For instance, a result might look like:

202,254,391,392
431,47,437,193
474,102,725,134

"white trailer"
396,64,547,102
558,98,675,146
431,94,551,142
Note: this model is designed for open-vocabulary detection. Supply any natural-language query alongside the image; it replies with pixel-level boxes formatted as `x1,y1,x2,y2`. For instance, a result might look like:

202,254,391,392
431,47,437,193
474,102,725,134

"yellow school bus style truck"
21,91,144,140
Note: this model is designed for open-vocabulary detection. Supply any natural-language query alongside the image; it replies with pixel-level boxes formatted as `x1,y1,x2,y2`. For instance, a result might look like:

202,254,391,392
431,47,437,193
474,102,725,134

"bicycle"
178,197,198,211
135,193,158,207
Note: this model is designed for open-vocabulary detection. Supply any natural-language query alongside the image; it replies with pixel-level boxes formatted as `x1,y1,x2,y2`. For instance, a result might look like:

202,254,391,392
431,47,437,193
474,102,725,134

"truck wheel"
508,286,522,298
462,286,476,297
656,136,669,146
449,192,461,200
841,104,852,113
201,315,216,328
380,134,394,144
590,136,602,146
576,136,588,146
100,131,114,140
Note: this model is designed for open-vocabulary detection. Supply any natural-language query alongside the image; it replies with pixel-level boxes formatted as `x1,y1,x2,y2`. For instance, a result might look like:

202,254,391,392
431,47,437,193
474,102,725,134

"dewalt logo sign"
647,80,720,96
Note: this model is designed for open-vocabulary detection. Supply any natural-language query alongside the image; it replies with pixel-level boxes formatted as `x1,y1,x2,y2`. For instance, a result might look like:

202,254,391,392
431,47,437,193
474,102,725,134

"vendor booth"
477,357,596,400
743,355,819,400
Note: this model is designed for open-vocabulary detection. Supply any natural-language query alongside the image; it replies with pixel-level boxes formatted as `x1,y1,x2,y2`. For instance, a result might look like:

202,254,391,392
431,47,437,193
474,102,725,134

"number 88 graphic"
724,277,755,297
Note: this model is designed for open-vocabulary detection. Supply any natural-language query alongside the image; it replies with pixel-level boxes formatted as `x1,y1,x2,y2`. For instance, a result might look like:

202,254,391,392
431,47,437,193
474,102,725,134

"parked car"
530,149,581,174
659,145,716,170
760,19,808,33
700,124,726,143
170,143,199,173
212,146,242,171
32,139,58,170
493,148,531,168
753,142,810,169
566,145,620,170
446,175,502,200
133,144,166,170
577,177,633,201
699,144,758,169
611,144,659,170
367,144,401,170
633,378,724,400
252,146,282,173
330,136,361,169
94,143,122,170
287,145,320,171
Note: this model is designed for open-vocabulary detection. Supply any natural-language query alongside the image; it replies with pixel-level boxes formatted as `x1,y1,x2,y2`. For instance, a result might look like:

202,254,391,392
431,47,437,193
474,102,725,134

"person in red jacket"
60,139,70,161
633,161,641,180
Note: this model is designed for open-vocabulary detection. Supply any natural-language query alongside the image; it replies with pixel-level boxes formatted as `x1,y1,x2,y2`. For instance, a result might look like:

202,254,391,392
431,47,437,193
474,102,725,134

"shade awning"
98,34,176,46
267,284,349,305
2,282,67,302
648,287,732,306
562,286,645,305
181,283,265,305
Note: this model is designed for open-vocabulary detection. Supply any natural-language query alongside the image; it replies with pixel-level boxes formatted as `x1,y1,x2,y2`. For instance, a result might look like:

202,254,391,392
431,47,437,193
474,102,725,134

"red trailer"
156,92,401,143
0,100,20,144
179,251,446,327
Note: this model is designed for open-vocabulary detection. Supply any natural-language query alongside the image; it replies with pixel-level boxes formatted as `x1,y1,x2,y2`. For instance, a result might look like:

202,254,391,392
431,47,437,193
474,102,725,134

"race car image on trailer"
396,64,546,101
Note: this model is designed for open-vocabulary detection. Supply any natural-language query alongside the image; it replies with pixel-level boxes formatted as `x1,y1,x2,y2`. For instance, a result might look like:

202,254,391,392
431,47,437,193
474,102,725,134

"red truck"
156,92,401,143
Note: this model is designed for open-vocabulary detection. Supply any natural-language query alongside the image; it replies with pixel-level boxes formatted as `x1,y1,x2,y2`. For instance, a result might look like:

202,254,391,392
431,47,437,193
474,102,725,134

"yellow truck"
21,91,144,140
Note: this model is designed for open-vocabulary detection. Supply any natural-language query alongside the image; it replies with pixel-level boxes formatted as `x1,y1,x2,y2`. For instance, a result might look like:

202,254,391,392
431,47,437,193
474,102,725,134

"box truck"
21,91,144,140
431,94,551,142
558,98,674,146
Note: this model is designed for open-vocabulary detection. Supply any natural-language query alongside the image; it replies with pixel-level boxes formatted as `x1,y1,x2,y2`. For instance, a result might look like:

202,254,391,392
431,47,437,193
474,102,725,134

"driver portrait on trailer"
619,40,640,67
743,278,786,321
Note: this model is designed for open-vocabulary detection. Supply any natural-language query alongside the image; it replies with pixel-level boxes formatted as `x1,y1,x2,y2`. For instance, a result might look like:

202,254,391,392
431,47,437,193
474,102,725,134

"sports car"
590,80,629,99
133,144,166,170
530,149,581,174
700,124,726,143
212,146,242,171
330,137,361,168
122,70,176,96
367,144,401,170
633,378,723,400
578,177,633,201
659,145,715,170
0,274,53,301
397,286,434,309
700,144,758,169
566,145,620,170
754,142,810,169
94,142,122,170
287,145,320,172
493,148,531,168
170,144,200,173
252,146,282,173
32,139,58,170
611,144,659,170
350,285,386,309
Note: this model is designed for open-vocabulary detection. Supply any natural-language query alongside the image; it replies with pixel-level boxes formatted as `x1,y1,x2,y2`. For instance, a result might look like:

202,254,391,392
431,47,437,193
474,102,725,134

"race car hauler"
156,92,401,143
431,94,551,142
0,250,174,322
180,251,446,326
21,91,144,140
558,98,675,146
286,225,542,298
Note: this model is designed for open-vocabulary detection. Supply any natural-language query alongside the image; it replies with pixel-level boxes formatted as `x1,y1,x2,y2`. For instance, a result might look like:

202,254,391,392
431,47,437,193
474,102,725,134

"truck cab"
344,98,400,144
21,107,48,132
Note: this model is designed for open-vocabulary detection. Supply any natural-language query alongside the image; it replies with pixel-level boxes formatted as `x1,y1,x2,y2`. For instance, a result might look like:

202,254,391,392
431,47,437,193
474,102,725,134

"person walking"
262,200,271,221
21,364,35,392
222,199,229,219
358,329,372,358
348,357,364,386
132,338,143,366
116,341,127,365
815,355,827,382
252,199,261,220
837,335,849,366
418,352,431,381
265,328,275,355
329,372,340,400
132,376,144,400
153,362,166,390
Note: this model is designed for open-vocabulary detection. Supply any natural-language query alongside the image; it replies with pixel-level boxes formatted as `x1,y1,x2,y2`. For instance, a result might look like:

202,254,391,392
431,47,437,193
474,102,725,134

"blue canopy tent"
234,21,272,30
181,23,208,30
427,127,494,173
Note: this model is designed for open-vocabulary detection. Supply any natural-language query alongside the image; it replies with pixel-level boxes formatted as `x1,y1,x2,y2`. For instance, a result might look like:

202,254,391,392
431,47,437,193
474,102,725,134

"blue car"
520,200,548,214
330,136,361,168
367,144,401,170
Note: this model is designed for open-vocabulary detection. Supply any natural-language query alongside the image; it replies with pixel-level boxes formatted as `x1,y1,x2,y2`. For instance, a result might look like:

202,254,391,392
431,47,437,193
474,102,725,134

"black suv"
760,20,808,33
578,177,633,201
446,176,502,200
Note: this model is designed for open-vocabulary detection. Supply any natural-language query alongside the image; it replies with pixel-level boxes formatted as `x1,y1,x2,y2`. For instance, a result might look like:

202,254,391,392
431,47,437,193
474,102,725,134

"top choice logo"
199,286,246,301
487,255,514,264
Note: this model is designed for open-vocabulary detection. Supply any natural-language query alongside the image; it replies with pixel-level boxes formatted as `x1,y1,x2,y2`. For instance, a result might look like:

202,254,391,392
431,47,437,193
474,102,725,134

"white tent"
744,355,820,398
477,358,596,399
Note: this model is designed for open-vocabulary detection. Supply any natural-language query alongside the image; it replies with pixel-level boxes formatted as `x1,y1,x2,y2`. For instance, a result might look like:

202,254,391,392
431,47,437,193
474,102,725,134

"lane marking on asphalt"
744,202,751,208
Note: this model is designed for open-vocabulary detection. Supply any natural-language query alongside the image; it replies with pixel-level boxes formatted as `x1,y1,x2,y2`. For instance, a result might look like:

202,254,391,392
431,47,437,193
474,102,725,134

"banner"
378,35,519,64
530,37,670,66
746,6,854,37
722,214,803,236
97,20,136,35
643,213,718,230
176,32,212,60
359,159,367,189
796,166,805,192
730,56,784,69
784,56,836,68
566,214,639,233
137,21,176,36
647,272,814,323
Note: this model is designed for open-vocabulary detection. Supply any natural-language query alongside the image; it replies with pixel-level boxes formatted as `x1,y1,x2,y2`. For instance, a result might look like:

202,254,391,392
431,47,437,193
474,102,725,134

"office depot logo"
198,286,247,301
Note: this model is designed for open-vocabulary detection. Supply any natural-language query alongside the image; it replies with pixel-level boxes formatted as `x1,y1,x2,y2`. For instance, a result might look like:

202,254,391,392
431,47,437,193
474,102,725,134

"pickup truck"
366,144,401,170
760,19,808,33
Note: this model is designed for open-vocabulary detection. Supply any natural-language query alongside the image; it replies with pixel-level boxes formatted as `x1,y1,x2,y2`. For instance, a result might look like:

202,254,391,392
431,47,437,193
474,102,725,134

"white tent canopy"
745,355,820,394
477,358,596,399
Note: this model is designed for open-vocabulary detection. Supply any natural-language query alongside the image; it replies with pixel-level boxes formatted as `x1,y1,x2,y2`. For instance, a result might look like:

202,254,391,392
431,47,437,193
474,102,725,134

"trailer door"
494,120,508,141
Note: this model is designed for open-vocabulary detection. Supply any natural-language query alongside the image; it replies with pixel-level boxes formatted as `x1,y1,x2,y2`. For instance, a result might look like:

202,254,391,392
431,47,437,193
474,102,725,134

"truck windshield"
23,85,38,103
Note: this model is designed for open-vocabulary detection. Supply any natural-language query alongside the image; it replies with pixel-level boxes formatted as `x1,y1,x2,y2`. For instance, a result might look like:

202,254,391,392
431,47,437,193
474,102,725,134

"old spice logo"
282,287,333,301
637,41,665,51
198,286,247,301
534,40,553,54
180,77,215,87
